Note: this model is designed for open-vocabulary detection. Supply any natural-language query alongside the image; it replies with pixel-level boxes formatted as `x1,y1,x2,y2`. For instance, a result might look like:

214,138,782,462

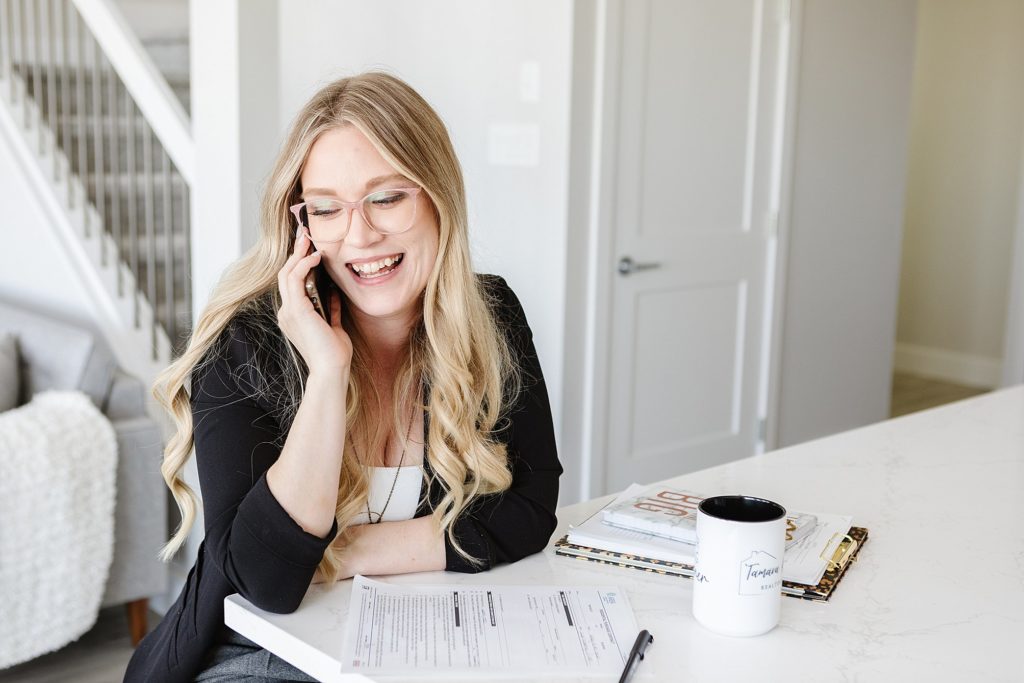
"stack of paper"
340,576,641,677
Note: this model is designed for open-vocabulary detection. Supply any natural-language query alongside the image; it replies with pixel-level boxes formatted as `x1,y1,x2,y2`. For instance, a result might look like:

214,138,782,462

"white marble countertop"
226,385,1024,682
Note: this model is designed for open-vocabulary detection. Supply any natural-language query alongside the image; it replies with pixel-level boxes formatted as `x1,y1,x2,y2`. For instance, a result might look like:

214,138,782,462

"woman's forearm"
266,369,349,538
331,516,447,578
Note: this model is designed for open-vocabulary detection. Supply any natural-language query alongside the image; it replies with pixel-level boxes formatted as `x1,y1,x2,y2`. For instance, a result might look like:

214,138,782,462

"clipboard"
553,526,869,603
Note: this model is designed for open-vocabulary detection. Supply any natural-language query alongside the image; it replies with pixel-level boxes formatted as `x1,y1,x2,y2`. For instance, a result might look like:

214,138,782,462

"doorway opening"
892,0,1024,418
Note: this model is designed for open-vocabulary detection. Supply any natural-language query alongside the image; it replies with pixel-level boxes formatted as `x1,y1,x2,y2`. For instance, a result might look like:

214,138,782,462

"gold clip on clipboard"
819,533,858,572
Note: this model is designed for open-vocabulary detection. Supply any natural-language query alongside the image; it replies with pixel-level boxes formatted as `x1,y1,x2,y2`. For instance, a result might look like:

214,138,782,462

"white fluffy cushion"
0,391,117,668
0,334,19,412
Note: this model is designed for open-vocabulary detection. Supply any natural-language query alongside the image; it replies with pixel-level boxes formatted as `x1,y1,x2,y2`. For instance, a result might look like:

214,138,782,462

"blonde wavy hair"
153,71,517,580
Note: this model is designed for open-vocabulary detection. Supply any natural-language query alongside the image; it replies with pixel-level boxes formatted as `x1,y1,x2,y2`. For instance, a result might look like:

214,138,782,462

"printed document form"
341,576,638,676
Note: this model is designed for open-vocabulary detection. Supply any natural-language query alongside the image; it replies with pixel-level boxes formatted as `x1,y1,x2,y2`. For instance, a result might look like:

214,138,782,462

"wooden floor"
0,374,988,682
889,372,989,418
0,606,158,683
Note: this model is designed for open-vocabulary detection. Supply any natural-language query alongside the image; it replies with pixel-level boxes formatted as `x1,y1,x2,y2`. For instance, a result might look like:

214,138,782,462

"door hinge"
758,418,768,442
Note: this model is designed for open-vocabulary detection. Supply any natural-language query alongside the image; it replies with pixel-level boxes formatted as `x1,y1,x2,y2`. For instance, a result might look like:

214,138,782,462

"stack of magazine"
554,483,868,602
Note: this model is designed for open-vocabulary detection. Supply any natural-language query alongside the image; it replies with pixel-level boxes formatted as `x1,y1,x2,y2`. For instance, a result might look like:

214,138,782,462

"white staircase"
0,0,194,378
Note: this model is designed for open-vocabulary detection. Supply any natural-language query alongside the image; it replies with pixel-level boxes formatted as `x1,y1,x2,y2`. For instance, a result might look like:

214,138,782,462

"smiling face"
299,125,440,329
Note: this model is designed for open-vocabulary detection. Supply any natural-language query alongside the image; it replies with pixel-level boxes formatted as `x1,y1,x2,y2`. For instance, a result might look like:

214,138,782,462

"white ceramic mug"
692,495,787,637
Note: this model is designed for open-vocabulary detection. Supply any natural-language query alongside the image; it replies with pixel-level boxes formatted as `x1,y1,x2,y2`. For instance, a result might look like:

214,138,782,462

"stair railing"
0,0,195,358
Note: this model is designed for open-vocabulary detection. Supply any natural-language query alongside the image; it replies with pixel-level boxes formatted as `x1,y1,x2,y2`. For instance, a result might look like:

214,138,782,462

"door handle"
617,256,662,276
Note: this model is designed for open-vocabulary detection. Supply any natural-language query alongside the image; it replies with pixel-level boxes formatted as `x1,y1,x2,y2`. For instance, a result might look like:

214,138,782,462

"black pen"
618,629,653,683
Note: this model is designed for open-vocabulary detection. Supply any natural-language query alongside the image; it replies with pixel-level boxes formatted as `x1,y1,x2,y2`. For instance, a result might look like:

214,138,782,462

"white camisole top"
351,465,423,526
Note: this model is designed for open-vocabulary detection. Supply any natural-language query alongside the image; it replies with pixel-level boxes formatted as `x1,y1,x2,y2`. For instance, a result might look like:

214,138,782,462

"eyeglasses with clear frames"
289,187,423,243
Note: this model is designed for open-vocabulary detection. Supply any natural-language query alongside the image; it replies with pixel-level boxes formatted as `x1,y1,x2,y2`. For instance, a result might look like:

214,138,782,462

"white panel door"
605,0,789,491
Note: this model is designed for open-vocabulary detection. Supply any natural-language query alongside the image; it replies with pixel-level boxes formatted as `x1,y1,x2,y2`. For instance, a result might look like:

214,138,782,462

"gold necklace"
351,386,419,524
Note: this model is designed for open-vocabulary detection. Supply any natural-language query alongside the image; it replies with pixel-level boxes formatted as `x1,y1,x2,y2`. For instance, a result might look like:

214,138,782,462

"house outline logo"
738,550,781,595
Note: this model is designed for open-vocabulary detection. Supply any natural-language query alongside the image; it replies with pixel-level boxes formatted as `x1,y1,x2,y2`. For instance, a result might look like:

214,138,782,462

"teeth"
351,254,402,276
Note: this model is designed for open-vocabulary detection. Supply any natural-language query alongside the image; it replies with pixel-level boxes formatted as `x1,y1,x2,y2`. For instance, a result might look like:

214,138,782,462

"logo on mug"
738,551,781,595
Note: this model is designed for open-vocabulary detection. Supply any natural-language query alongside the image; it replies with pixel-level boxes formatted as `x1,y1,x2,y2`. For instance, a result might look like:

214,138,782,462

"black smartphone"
297,221,328,321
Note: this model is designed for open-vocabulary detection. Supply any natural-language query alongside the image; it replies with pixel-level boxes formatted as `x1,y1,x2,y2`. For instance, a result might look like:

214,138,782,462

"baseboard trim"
894,343,1001,389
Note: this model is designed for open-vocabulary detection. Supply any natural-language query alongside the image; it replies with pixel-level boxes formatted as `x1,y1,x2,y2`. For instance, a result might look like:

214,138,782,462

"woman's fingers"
280,226,311,275
278,242,323,331
278,230,306,305
284,228,310,266
278,230,318,304
279,253,322,321
287,250,323,294
282,228,308,271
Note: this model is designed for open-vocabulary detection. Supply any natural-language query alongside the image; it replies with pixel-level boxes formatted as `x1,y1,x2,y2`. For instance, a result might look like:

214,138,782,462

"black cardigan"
123,275,561,682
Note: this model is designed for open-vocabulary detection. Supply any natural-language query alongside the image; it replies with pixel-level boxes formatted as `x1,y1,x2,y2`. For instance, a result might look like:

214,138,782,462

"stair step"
94,223,187,249
137,283,190,322
80,172,188,200
109,227,189,251
125,271,189,301
51,111,175,130
153,297,192,325
41,136,189,198
132,273,189,304
72,177,187,236
127,262,189,289
95,216,189,242
16,64,124,117
13,63,190,116
95,226,190,272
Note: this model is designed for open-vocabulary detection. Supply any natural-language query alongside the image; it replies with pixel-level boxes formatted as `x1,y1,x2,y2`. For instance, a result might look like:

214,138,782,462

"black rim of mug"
698,495,786,523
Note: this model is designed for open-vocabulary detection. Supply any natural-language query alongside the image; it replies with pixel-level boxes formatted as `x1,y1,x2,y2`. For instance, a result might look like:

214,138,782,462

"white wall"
895,0,1024,389
114,0,188,42
774,0,918,448
276,0,574,446
0,118,102,329
190,0,281,321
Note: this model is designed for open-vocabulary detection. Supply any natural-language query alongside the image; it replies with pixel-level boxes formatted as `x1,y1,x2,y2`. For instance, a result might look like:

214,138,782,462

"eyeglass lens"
301,189,417,241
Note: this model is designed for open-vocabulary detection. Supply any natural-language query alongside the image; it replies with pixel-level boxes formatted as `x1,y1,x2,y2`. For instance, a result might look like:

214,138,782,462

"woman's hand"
276,227,352,375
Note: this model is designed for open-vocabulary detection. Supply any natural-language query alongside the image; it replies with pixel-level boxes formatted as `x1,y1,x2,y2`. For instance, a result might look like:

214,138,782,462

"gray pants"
193,627,317,682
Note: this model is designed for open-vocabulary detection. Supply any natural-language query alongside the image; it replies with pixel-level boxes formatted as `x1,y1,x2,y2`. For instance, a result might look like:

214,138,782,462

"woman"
124,72,561,682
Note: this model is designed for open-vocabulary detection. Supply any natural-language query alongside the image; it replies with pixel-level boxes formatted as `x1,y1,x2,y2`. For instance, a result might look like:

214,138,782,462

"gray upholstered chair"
0,300,168,645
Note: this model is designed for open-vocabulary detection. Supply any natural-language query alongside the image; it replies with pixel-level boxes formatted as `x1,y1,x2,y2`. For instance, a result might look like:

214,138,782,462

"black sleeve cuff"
235,473,338,568
444,515,493,573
